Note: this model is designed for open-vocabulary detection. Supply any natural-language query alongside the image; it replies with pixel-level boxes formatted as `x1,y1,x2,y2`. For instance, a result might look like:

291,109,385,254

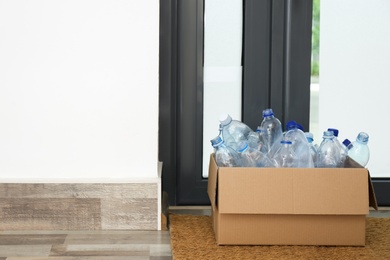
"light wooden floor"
0,230,171,259
0,206,389,259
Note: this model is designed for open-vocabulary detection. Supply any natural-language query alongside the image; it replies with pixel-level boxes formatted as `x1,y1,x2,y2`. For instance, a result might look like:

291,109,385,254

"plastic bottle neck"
323,136,334,140
356,139,368,145
356,132,369,144
322,131,334,140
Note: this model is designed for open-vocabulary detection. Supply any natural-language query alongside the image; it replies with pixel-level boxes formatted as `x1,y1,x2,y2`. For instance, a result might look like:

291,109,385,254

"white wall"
319,0,390,177
0,0,159,180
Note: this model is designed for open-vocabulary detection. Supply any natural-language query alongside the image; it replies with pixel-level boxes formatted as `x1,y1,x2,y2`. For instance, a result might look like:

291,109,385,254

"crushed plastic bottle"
247,131,267,153
219,113,253,151
237,141,275,168
273,140,299,168
284,121,314,168
211,136,241,167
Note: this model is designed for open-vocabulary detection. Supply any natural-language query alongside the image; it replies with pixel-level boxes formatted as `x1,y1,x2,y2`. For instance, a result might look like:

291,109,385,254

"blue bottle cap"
342,139,351,147
286,120,298,131
280,140,292,145
297,123,304,131
327,128,339,137
262,108,274,117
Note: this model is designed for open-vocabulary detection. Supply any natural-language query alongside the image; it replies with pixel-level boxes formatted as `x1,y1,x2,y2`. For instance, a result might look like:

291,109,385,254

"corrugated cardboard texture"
217,214,366,246
218,168,368,215
207,154,376,246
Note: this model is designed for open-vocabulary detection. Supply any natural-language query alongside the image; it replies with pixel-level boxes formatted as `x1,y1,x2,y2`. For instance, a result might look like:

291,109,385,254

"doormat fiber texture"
169,215,390,260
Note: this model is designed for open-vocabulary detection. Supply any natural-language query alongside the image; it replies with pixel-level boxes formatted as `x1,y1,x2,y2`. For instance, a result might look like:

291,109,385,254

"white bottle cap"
219,113,232,126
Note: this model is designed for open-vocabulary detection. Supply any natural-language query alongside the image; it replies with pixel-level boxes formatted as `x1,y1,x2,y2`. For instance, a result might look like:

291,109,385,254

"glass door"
159,0,314,205
318,0,390,205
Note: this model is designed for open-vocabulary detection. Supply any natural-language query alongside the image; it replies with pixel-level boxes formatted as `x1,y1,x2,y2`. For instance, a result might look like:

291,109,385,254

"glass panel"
319,0,390,177
309,0,320,142
202,0,243,178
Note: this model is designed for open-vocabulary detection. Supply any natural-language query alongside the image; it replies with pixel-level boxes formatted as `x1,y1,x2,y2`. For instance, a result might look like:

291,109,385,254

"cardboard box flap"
208,154,371,215
344,156,378,210
207,154,218,208
343,156,364,168
368,170,378,210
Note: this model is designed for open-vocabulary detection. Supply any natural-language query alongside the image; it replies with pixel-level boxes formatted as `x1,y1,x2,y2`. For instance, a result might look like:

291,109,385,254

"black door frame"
159,0,178,205
159,0,390,206
159,0,208,206
174,0,208,205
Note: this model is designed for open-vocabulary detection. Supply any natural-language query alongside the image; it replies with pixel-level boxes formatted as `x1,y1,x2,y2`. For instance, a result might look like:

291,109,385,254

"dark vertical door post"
160,0,208,206
159,0,178,205
242,0,313,132
242,0,272,130
175,0,208,205
281,0,313,131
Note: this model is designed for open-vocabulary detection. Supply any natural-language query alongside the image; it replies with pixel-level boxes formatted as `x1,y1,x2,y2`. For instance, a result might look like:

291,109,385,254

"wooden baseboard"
0,183,159,230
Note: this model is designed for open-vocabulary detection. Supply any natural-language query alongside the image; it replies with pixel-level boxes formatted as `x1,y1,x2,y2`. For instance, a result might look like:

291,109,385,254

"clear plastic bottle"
211,136,241,167
285,121,307,145
247,131,263,151
327,128,345,167
256,126,266,141
255,126,268,153
272,140,298,168
284,121,314,168
216,123,224,143
305,132,318,167
237,141,275,168
340,139,353,166
219,113,253,151
348,132,370,167
260,108,283,154
317,131,341,168
248,130,267,153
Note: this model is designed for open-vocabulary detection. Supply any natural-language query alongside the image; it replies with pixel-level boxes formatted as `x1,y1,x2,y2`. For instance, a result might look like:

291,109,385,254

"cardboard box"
207,154,377,246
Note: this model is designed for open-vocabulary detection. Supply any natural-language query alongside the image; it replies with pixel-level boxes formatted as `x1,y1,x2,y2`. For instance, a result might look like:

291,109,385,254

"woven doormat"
170,215,390,260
